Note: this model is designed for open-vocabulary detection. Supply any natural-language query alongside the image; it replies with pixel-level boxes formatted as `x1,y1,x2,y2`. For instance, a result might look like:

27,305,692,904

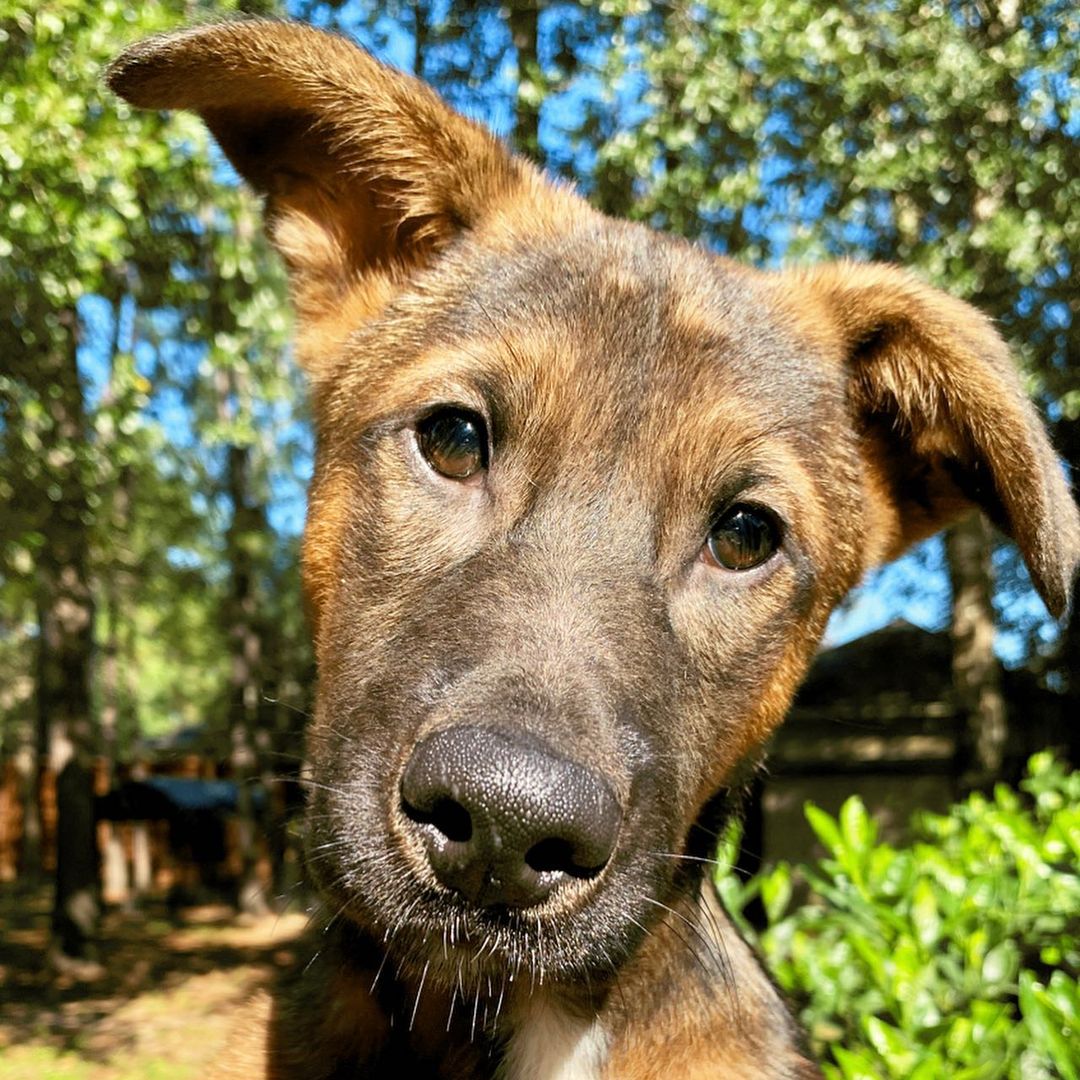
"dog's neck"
276,879,816,1080
328,919,609,1079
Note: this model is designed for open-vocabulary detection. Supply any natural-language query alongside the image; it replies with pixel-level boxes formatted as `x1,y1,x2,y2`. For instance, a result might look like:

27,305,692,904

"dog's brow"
349,343,506,410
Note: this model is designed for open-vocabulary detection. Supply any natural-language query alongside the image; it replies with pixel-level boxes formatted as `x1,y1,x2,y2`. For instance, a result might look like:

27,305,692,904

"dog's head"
109,21,1079,997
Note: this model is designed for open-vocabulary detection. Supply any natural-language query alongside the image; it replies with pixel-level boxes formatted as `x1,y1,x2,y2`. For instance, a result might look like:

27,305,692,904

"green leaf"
910,879,941,951
761,865,794,923
1019,972,1079,1080
841,796,876,854
806,802,845,858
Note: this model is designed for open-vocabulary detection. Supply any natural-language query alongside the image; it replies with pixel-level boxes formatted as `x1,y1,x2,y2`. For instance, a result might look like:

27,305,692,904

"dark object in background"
97,777,267,907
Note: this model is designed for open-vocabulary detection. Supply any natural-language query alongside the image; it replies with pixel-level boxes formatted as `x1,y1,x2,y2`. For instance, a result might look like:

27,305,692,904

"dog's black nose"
400,726,621,908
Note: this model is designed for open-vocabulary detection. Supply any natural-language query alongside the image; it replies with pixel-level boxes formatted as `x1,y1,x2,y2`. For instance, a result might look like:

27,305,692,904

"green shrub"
717,753,1080,1079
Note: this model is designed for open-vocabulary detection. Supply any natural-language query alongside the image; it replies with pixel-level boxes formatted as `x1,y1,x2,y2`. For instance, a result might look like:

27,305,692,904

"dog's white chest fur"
499,997,608,1080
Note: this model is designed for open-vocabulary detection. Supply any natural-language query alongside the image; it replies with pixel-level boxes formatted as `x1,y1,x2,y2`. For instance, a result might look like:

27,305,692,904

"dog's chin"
308,855,655,995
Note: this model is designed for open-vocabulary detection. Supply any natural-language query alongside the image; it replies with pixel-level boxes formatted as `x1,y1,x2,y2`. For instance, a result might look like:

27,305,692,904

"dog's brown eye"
705,505,781,571
417,407,488,480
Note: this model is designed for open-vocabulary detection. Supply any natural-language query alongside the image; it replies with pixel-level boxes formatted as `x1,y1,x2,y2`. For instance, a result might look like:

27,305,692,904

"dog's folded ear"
107,20,552,361
782,261,1080,618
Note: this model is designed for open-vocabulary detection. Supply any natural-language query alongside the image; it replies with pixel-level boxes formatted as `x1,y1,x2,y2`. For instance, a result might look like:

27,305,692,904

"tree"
1,0,300,950
1,0,177,958
199,198,295,913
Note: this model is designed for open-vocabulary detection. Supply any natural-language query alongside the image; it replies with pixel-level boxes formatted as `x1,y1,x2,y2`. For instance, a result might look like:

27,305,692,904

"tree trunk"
15,732,42,884
508,1,540,159
227,440,269,915
99,307,135,907
218,366,270,916
412,0,428,77
6,603,43,881
946,515,1008,790
33,309,99,962
99,555,129,905
131,821,153,898
41,556,97,958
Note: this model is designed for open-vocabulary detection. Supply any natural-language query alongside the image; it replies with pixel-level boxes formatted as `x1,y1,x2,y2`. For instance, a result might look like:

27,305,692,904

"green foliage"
718,754,1080,1078
0,0,310,757
595,0,1079,291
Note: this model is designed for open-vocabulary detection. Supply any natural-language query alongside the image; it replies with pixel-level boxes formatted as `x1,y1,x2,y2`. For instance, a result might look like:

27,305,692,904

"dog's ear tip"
104,19,290,104
1025,499,1080,619
1042,543,1080,622
104,41,148,98
1042,466,1080,618
104,28,196,104
1045,585,1074,624
105,51,157,103
1035,572,1067,622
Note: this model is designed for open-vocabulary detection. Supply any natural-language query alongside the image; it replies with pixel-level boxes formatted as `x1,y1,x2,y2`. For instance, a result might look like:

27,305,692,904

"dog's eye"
704,505,782,571
417,407,488,480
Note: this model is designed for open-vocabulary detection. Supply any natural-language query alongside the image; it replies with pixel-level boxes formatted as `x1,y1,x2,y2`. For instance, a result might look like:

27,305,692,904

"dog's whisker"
320,892,357,936
369,942,392,995
642,895,719,954
260,694,314,720
533,911,544,988
704,909,741,1019
641,896,717,980
493,971,507,1029
296,778,356,798
649,850,732,870
445,979,458,1033
469,968,483,1043
302,946,324,977
602,935,631,1017
301,839,375,862
409,960,430,1031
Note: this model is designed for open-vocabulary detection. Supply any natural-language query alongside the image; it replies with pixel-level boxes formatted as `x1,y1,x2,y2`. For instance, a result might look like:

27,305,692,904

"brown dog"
108,20,1079,1079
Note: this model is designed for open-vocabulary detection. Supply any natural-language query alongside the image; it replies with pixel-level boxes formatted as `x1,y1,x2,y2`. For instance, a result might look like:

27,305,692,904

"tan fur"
108,19,1080,1080
601,891,819,1079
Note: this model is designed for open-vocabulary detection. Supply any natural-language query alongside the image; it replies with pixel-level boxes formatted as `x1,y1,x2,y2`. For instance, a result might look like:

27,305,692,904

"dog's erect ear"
107,20,551,358
781,261,1080,618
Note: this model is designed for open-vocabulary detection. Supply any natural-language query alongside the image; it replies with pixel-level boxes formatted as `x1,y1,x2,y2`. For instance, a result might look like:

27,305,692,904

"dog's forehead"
350,219,843,440
349,220,849,486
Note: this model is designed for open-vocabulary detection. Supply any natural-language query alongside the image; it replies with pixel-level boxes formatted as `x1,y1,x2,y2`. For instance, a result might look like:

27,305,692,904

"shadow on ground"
0,886,308,1079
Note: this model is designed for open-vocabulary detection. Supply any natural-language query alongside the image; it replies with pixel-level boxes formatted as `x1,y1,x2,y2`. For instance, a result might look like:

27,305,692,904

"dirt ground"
0,886,308,1080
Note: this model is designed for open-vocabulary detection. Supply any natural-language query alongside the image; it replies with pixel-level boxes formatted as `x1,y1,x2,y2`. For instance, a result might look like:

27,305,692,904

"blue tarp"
143,777,243,813
98,777,266,820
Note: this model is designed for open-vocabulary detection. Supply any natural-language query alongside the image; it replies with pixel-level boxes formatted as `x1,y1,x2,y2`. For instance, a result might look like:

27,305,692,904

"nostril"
403,796,473,844
400,726,623,907
524,837,606,880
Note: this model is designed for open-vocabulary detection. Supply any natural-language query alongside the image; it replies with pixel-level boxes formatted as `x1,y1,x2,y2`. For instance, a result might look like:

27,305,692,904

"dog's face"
303,225,870,985
109,21,1079,999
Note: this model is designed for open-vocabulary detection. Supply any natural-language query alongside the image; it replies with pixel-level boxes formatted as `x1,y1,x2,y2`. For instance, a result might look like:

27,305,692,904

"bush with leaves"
718,753,1080,1079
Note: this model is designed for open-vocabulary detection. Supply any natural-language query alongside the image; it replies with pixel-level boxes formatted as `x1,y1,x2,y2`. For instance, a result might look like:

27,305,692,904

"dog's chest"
498,997,608,1080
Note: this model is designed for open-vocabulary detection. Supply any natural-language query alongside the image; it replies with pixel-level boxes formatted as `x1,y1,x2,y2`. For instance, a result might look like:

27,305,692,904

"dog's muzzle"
400,725,622,908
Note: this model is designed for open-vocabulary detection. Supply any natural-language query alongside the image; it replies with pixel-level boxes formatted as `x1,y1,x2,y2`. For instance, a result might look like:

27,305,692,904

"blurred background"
1,1,1078,1077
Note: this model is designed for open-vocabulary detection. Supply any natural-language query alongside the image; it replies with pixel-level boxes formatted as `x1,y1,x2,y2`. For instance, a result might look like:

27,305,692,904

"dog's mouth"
302,735,674,992
306,841,652,995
